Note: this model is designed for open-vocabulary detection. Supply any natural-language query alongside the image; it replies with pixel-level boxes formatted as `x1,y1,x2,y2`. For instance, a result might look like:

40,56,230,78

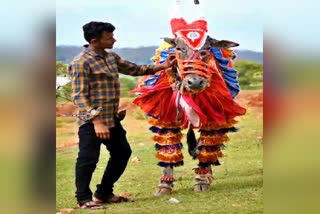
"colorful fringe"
148,117,181,129
155,144,184,167
198,148,223,164
152,126,184,167
200,127,239,135
197,133,229,165
198,133,229,146
200,119,238,131
153,132,183,146
156,150,184,167
149,126,181,134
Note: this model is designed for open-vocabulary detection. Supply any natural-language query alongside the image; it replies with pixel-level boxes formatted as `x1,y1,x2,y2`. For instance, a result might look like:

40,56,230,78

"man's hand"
163,54,177,68
153,54,177,72
92,118,110,139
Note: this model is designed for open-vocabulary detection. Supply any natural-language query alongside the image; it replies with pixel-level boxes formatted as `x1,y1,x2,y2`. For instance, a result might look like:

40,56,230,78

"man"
69,21,176,210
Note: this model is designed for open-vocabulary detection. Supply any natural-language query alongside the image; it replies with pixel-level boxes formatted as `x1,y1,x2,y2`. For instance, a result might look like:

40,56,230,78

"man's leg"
94,121,132,200
75,123,101,203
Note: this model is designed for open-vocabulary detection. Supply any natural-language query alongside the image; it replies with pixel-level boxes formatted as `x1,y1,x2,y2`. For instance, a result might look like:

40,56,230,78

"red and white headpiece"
170,17,208,50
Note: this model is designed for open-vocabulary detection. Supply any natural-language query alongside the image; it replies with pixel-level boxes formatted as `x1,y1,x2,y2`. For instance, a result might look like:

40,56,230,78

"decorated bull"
131,0,246,195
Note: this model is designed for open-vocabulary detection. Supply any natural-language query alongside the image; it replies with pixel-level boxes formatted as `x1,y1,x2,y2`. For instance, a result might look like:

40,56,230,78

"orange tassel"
148,117,180,128
198,150,223,163
152,132,183,146
156,150,184,163
200,119,238,131
199,134,229,146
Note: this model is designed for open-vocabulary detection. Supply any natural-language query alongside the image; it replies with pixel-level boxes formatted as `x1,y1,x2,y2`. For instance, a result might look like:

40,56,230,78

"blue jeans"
75,120,132,203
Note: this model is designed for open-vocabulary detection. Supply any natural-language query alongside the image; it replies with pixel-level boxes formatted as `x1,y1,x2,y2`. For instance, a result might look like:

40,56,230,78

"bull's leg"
149,122,183,196
194,129,229,191
155,166,175,196
194,165,213,192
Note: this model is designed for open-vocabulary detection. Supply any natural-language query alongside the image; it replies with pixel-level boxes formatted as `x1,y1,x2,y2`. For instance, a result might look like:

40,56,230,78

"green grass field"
56,93,263,213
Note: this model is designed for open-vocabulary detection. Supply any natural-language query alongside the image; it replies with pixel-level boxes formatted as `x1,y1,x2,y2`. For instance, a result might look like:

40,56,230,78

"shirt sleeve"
69,61,99,121
113,53,156,76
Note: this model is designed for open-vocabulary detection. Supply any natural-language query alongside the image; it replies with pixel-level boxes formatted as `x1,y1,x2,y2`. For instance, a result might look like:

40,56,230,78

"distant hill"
234,50,263,63
56,45,262,64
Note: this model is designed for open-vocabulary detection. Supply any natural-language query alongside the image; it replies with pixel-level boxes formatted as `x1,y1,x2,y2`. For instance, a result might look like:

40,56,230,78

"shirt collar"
83,44,108,58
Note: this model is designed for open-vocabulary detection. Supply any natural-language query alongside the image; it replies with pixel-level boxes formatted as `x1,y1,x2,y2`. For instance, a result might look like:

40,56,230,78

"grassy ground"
56,91,263,213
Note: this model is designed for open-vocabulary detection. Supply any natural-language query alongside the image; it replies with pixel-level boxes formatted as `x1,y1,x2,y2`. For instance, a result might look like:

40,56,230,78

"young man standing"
69,21,176,209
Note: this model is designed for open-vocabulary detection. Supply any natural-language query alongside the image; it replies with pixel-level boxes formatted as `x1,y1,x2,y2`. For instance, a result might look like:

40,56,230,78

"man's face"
97,31,116,49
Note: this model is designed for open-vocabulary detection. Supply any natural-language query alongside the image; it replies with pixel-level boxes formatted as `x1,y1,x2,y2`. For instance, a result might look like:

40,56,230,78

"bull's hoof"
194,183,210,192
193,171,214,192
154,186,172,196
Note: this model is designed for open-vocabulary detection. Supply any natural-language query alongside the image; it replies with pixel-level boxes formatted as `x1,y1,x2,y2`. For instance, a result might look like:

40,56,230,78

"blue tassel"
198,145,220,151
155,143,183,151
198,160,221,167
210,47,240,98
149,126,181,134
199,127,239,135
159,48,176,64
158,161,184,167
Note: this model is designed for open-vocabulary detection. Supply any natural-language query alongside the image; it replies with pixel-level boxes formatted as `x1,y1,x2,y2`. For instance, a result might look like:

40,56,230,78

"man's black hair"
82,21,115,43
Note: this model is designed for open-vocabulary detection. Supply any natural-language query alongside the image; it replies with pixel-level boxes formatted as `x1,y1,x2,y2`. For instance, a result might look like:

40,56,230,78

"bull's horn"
161,37,176,46
208,36,239,48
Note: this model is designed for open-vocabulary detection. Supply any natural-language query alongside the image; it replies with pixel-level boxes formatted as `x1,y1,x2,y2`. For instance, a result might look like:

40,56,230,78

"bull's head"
164,36,238,93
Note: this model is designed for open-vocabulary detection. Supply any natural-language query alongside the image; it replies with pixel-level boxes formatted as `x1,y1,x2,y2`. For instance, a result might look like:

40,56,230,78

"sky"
0,0,318,54
56,0,263,52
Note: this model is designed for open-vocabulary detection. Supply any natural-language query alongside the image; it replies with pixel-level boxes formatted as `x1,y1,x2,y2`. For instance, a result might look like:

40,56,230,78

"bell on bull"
131,0,246,196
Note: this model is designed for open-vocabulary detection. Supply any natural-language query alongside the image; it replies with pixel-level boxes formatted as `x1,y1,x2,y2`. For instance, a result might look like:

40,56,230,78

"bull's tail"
187,128,197,158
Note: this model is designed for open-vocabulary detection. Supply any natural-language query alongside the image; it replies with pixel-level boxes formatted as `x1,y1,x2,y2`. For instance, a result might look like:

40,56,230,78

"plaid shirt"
69,45,155,127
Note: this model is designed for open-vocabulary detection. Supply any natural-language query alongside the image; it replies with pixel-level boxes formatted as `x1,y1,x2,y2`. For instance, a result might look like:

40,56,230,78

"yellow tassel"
151,42,173,64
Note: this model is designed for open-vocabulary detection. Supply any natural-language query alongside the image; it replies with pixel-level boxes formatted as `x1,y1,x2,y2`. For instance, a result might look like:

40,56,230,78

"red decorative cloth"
131,71,246,129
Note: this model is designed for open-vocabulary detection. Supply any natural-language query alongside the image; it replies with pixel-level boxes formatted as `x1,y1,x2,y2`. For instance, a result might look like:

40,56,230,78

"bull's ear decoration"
170,18,208,50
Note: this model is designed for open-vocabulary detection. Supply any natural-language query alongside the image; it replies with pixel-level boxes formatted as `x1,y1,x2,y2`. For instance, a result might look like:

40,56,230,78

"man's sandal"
77,200,105,210
93,195,134,204
107,195,134,203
